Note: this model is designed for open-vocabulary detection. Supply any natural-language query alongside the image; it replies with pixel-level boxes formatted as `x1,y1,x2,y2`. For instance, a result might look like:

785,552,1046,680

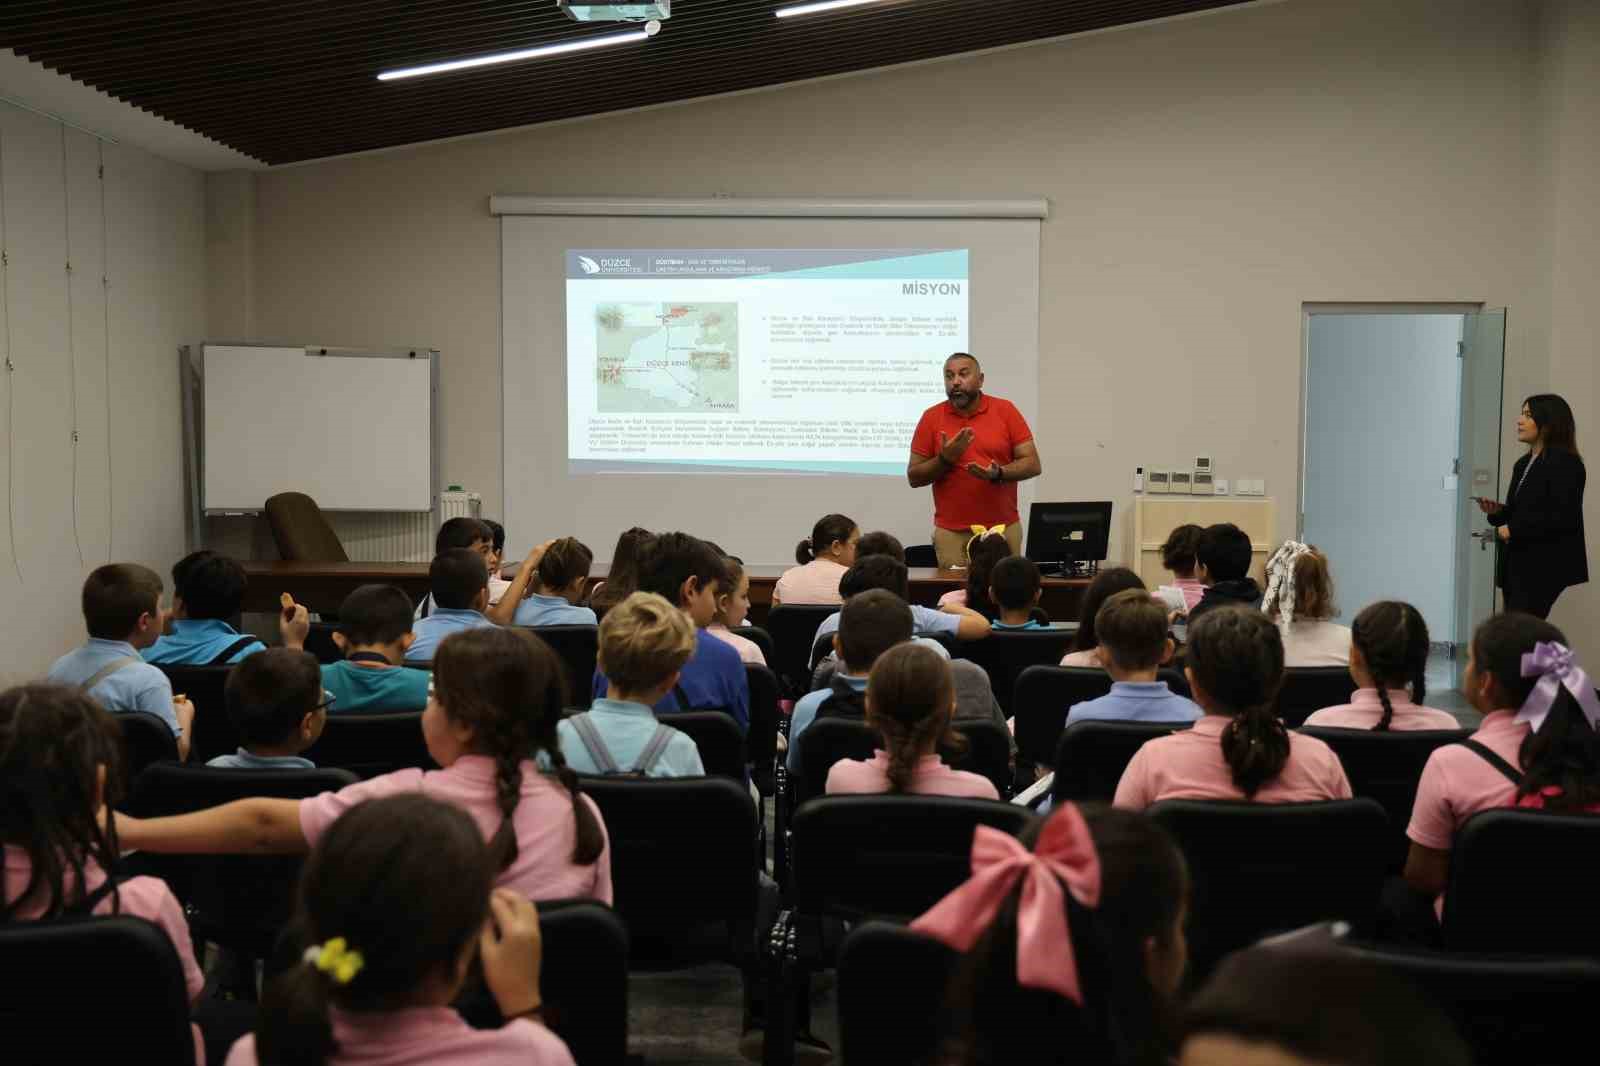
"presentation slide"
565,248,968,475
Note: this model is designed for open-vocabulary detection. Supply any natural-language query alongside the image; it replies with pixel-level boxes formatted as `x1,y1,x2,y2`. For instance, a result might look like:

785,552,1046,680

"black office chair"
302,711,437,779
1147,798,1389,981
662,709,746,782
766,605,841,696
524,625,600,710
741,625,776,665
837,921,959,1066
957,629,1077,718
746,664,781,796
152,664,237,763
809,633,837,673
113,710,180,784
791,717,1011,811
402,660,433,671
126,764,358,969
1050,719,1194,804
580,776,759,966
1012,665,1188,769
904,544,938,568
303,621,343,664
1297,726,1470,872
0,916,198,1064
1275,667,1358,727
1442,808,1600,955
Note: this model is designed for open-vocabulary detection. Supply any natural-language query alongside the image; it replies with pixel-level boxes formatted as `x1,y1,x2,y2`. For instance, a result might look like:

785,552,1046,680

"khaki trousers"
932,521,1023,570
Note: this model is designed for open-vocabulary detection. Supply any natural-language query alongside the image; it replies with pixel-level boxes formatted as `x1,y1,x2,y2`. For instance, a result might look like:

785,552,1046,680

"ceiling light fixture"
377,27,654,81
775,0,897,18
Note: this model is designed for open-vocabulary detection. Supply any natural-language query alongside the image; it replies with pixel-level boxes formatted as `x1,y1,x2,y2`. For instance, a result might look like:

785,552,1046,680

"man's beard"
949,389,975,408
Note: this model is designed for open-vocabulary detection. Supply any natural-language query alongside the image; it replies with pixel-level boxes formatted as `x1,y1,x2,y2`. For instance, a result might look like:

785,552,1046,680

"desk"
243,561,1090,623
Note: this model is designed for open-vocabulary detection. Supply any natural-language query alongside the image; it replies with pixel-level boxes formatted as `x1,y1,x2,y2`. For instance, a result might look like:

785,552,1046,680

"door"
1454,309,1506,674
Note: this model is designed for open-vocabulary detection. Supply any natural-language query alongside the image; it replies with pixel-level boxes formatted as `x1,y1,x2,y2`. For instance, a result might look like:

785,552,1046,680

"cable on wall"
0,125,20,582
98,139,111,560
61,125,84,568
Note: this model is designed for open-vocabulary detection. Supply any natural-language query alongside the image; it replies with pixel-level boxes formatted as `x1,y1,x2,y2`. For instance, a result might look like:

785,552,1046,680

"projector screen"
502,214,1039,565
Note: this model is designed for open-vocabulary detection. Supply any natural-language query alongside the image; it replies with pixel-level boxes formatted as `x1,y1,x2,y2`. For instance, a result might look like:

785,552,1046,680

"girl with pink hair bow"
910,804,1190,1066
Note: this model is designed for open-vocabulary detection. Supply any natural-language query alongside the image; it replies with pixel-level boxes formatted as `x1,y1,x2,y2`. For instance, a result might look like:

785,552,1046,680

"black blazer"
1490,449,1588,593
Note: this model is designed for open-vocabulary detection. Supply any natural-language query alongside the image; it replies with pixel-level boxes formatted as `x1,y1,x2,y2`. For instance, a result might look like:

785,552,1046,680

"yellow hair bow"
304,937,364,985
969,524,1007,538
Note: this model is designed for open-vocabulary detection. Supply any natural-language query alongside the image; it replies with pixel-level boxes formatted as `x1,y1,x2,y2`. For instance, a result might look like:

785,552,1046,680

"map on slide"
595,302,739,413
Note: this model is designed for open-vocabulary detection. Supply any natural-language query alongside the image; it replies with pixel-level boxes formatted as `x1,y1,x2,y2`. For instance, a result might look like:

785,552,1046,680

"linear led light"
775,0,896,17
377,27,652,81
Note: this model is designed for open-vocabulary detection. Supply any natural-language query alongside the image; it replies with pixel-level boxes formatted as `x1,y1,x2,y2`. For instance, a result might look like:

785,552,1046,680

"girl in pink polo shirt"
116,627,612,904
707,556,767,666
1115,607,1351,808
1303,601,1460,731
227,793,574,1066
1061,568,1149,667
937,526,1013,615
1,685,207,1061
772,513,858,605
826,642,999,799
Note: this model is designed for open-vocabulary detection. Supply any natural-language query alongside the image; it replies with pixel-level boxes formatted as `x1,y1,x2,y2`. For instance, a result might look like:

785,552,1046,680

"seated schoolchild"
320,584,432,714
773,513,859,605
482,518,511,605
855,530,905,564
789,588,912,773
415,517,495,619
1160,523,1208,612
1303,601,1458,730
208,648,327,769
812,554,990,653
1185,524,1263,625
1060,568,1147,667
512,537,598,627
1067,590,1200,725
989,555,1047,630
706,555,767,666
406,550,497,663
1262,541,1351,667
937,526,1013,617
142,550,276,665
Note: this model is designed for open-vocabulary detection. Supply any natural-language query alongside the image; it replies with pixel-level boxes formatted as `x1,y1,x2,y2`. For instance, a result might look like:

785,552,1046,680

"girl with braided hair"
114,627,611,904
1304,601,1458,731
825,641,998,798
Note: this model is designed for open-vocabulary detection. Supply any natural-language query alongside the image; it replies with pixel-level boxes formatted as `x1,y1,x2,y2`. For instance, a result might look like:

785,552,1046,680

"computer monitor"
1025,501,1112,568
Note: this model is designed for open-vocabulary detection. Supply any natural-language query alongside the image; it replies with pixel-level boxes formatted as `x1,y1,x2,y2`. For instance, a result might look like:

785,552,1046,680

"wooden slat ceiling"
0,0,1254,166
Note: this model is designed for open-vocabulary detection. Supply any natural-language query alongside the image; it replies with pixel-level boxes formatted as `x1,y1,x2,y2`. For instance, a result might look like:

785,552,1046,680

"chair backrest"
303,621,343,664
740,625,775,664
524,625,600,711
151,664,237,762
766,605,842,695
1146,798,1389,980
579,776,758,942
1337,941,1600,1066
745,664,781,793
661,710,745,781
956,629,1077,717
1297,726,1470,872
535,900,631,1066
796,717,1012,807
112,710,179,785
1051,719,1195,804
1012,665,1188,768
264,490,349,562
302,711,437,779
838,921,959,1066
1275,666,1358,727
791,795,1031,921
127,763,358,956
0,915,197,1064
1443,808,1600,955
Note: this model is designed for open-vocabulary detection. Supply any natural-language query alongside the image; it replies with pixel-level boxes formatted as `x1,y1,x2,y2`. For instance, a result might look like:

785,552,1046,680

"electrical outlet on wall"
1213,478,1229,495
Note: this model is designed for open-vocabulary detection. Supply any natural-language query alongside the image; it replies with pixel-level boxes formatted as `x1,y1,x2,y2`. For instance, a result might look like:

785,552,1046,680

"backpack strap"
207,636,260,666
78,655,141,693
632,724,678,776
417,593,434,619
672,683,693,711
567,713,621,775
1456,738,1524,787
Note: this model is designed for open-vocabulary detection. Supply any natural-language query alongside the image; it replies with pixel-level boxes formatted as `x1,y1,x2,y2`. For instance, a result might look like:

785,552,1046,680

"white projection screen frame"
499,202,1043,566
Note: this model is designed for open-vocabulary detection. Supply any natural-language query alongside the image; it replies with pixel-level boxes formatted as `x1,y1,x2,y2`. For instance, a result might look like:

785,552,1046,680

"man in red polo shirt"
908,352,1042,570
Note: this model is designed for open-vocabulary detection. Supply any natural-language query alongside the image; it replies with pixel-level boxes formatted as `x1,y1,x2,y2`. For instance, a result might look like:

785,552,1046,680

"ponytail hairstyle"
590,527,653,613
936,805,1189,1066
1524,393,1580,457
796,513,858,565
535,536,594,599
865,642,965,793
1159,524,1203,579
0,684,125,921
1470,613,1600,812
1262,542,1336,627
1186,607,1289,798
1350,601,1430,732
963,530,1013,619
1073,568,1147,653
431,627,604,868
257,794,492,1066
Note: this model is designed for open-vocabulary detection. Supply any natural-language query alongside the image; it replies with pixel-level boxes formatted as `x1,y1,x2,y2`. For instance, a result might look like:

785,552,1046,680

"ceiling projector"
558,1,670,20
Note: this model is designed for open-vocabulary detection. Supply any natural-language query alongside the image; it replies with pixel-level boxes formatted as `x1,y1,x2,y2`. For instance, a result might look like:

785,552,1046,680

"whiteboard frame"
187,342,439,523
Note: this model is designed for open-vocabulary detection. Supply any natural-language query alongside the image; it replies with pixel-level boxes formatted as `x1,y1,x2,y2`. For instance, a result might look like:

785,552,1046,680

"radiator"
325,512,434,563
440,490,482,522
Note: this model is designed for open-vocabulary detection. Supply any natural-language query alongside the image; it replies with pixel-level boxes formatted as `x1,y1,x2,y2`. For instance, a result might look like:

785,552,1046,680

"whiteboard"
202,344,434,512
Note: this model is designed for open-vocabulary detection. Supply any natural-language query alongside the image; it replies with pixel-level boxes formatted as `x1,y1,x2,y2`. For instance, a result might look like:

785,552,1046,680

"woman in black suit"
1476,394,1587,618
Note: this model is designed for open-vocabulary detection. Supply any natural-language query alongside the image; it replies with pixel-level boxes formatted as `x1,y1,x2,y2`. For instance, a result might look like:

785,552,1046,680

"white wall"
0,100,206,678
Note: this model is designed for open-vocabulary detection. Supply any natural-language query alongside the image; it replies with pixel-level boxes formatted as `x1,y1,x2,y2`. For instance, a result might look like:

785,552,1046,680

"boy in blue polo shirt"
1066,589,1200,725
592,531,749,731
208,648,327,769
989,555,1049,630
321,584,432,713
810,555,989,664
49,563,195,760
406,549,497,662
788,589,913,773
415,517,494,619
142,551,272,666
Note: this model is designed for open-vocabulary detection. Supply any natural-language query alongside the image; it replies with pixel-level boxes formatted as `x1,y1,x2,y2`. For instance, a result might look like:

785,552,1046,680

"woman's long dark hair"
256,794,492,1066
0,684,125,921
938,805,1188,1066
590,527,652,612
433,627,604,869
964,532,1013,620
1471,612,1600,812
1525,393,1580,457
1186,607,1288,797
1350,601,1430,731
1074,568,1146,653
